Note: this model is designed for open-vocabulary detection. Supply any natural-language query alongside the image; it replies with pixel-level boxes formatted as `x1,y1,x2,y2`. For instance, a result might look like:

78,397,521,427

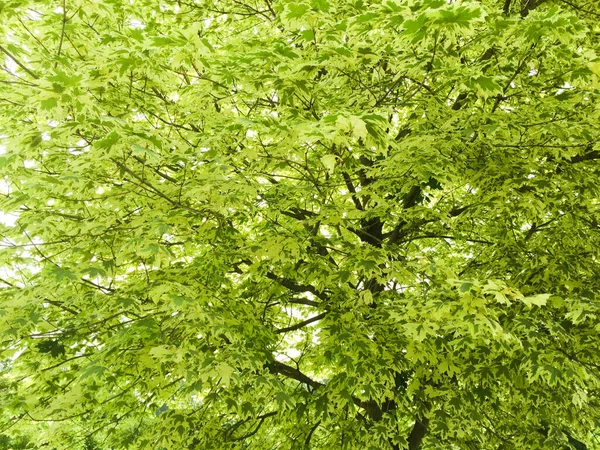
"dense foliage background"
1,0,600,448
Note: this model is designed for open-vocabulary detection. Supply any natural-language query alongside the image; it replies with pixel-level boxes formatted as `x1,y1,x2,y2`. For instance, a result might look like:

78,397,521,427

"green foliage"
0,0,600,449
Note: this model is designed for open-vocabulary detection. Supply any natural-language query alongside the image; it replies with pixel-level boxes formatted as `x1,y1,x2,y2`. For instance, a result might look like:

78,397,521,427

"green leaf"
94,131,120,149
321,154,337,174
81,365,106,379
275,392,295,410
40,98,58,110
37,340,65,358
470,76,502,96
285,3,310,19
46,265,78,282
459,282,473,293
434,5,482,28
522,294,551,307
1,0,599,447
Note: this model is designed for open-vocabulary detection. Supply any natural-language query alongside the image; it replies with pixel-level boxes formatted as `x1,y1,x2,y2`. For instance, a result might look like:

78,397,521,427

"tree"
0,0,599,448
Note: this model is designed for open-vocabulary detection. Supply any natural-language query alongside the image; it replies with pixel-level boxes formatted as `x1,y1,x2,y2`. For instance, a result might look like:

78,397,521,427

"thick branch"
347,217,383,248
266,272,328,301
288,298,321,308
269,362,400,424
407,417,429,450
268,361,323,390
569,149,600,164
280,207,318,221
342,171,363,210
275,312,327,334
551,148,600,173
520,0,537,17
387,205,471,245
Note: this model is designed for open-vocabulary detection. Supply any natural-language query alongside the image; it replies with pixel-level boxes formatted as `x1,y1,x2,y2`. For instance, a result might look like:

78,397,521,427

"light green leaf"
522,294,551,307
321,154,337,174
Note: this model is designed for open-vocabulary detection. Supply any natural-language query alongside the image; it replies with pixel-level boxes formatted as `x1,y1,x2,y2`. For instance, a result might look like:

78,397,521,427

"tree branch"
268,360,323,390
569,149,600,164
275,312,327,334
0,44,38,79
230,411,278,441
342,171,363,210
269,362,400,424
266,272,328,301
280,207,317,221
407,417,429,450
57,0,67,57
288,298,321,308
557,0,600,17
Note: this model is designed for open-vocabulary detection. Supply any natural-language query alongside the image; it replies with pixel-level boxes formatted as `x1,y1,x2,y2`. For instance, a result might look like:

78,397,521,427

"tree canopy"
1,0,600,448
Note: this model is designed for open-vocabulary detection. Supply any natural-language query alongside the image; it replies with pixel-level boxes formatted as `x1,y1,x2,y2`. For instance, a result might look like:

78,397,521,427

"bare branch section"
288,298,320,307
268,360,323,390
266,272,329,301
275,312,327,334
407,417,429,450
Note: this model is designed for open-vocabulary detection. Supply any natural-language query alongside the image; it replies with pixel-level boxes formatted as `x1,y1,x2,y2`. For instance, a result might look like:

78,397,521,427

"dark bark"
407,417,430,450
520,0,537,16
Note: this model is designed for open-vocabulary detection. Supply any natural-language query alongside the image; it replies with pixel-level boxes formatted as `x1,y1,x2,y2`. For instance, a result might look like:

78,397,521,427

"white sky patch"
320,226,332,239
384,280,409,293
27,9,42,20
23,160,36,168
286,305,311,321
4,57,17,75
557,82,572,95
464,184,478,194
129,19,145,29
528,68,538,76
246,129,257,138
0,212,18,227
0,178,9,194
